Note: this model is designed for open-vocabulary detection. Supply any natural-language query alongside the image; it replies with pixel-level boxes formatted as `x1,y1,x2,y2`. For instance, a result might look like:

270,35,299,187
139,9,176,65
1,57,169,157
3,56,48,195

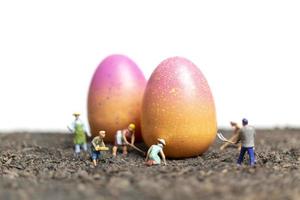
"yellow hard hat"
73,112,81,116
128,123,136,131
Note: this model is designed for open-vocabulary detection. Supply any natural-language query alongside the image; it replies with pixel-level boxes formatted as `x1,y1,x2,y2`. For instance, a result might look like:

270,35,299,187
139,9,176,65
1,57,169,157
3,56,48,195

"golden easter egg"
141,57,217,158
88,55,146,142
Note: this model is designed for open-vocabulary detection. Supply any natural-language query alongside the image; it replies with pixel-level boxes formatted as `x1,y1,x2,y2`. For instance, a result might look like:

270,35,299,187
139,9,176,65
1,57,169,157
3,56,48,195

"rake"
217,132,236,144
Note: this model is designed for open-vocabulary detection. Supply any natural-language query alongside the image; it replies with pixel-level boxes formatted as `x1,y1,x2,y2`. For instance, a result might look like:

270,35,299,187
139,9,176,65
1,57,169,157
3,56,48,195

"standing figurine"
145,138,167,166
236,118,256,167
91,130,108,166
112,123,136,157
67,112,91,157
220,121,242,151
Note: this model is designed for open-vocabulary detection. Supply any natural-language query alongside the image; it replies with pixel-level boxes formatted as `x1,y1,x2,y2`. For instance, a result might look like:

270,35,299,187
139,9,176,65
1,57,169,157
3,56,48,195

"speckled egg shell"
141,57,217,158
88,55,146,142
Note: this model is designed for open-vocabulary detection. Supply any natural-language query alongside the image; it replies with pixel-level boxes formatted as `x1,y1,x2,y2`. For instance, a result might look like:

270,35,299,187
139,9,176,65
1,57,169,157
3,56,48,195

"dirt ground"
0,129,300,200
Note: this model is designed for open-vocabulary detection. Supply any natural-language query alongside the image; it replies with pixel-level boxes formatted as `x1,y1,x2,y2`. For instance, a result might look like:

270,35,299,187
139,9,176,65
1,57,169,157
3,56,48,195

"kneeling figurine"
145,138,167,166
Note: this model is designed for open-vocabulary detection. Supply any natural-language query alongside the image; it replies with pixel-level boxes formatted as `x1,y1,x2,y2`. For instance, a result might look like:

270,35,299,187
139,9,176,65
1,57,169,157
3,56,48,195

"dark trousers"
237,146,255,166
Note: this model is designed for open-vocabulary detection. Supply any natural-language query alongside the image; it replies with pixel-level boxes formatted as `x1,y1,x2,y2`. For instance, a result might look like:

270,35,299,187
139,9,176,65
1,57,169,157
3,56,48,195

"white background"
0,0,299,132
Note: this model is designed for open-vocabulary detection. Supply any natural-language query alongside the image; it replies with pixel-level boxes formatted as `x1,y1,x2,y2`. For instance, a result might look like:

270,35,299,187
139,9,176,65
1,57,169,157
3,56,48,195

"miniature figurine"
112,123,136,157
67,112,91,157
236,118,256,167
220,121,242,151
145,138,167,166
91,130,109,166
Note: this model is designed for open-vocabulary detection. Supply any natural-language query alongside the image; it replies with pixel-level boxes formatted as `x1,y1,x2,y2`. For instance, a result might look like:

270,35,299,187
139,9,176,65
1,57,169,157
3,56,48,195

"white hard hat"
157,138,166,146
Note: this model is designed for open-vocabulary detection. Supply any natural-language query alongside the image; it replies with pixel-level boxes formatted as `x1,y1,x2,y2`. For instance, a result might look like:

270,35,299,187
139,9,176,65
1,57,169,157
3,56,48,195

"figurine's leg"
82,143,88,151
75,144,80,154
92,151,100,166
112,146,118,157
92,153,97,166
220,134,239,150
146,160,154,166
92,151,97,166
122,145,128,155
237,147,246,165
220,142,226,150
220,141,230,150
253,147,257,164
248,147,255,166
238,143,242,151
98,151,101,161
152,161,159,165
93,159,97,166
231,134,239,143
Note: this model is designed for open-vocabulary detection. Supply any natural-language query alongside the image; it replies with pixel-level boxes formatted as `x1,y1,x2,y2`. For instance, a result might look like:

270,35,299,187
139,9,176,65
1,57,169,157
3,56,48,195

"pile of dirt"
0,129,300,200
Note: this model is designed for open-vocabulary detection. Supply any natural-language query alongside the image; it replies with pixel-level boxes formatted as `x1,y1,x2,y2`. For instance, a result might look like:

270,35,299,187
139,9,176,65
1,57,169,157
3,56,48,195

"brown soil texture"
1,129,300,200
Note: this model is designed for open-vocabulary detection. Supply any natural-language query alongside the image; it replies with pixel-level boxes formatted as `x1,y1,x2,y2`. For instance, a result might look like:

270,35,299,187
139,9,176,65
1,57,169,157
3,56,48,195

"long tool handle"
217,132,236,144
128,143,146,155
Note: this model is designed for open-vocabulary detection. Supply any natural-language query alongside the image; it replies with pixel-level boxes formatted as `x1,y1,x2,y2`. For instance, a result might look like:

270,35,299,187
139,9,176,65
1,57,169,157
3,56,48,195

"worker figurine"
112,123,136,157
91,130,108,166
220,121,242,151
236,118,256,167
145,138,167,166
67,112,91,157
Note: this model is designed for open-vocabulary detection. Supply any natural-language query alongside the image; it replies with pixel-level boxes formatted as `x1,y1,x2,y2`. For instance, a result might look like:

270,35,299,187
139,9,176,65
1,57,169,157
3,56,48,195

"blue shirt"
148,144,163,164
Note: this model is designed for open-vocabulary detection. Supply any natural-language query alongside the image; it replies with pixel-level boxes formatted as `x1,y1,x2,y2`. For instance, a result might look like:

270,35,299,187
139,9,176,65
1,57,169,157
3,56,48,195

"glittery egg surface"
141,57,217,158
88,55,146,142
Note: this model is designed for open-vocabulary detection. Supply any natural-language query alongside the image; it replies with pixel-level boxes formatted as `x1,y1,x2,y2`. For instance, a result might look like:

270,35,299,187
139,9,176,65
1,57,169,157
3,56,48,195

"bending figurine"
112,123,136,157
220,121,242,151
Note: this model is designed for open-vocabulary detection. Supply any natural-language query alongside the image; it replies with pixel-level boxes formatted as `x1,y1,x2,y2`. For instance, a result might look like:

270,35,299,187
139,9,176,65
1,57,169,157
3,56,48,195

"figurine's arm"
100,140,106,147
67,122,74,133
230,121,240,134
82,123,91,137
91,137,97,149
86,131,92,137
234,126,241,135
235,131,242,144
160,150,167,165
131,132,135,145
122,131,129,144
